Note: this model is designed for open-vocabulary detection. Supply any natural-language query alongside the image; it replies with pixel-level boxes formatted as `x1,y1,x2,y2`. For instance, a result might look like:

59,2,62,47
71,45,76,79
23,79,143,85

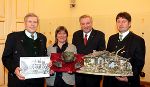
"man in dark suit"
2,13,47,87
72,15,106,87
103,12,146,87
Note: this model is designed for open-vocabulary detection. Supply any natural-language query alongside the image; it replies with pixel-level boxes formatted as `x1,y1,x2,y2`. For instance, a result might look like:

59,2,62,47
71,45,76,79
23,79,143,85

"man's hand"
14,67,25,80
116,76,128,82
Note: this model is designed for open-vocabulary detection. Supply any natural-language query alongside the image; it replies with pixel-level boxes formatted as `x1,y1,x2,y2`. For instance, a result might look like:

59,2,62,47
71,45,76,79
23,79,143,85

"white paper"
20,57,50,79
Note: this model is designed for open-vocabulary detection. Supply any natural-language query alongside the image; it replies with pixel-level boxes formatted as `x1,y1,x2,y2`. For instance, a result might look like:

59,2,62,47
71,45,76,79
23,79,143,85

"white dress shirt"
25,30,37,40
83,30,92,40
119,30,130,41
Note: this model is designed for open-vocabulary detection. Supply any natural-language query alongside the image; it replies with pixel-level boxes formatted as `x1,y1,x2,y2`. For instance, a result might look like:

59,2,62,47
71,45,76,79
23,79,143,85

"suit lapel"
78,30,85,46
117,32,134,57
122,32,133,42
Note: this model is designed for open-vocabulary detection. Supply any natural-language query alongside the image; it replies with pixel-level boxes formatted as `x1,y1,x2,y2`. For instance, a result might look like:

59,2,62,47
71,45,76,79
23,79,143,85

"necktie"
119,34,123,41
31,34,34,40
84,34,87,45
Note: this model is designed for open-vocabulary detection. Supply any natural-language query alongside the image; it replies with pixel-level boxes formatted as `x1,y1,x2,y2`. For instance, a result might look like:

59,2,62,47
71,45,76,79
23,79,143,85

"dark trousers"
103,76,130,87
75,73,101,87
8,73,44,87
103,76,140,87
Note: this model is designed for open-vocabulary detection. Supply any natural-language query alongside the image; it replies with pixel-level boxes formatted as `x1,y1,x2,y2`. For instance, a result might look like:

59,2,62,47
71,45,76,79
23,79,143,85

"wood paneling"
0,44,5,86
0,0,5,17
0,0,5,85
16,22,24,31
0,0,35,86
0,22,4,36
16,0,29,19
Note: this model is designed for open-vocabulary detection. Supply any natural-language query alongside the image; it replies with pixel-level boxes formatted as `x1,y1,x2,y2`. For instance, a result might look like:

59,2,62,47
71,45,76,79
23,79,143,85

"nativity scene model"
77,49,133,76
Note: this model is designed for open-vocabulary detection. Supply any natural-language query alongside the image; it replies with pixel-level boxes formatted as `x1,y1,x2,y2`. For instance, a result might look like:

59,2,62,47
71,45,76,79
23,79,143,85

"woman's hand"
68,71,73,73
50,70,55,75
48,60,52,68
14,67,25,80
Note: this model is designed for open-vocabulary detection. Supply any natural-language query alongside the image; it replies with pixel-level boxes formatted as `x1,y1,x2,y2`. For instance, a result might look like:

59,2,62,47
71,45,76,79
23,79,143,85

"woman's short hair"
55,26,68,43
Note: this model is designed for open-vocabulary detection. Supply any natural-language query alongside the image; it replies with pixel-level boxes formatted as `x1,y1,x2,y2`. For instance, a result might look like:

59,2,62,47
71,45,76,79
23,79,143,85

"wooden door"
0,0,35,86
